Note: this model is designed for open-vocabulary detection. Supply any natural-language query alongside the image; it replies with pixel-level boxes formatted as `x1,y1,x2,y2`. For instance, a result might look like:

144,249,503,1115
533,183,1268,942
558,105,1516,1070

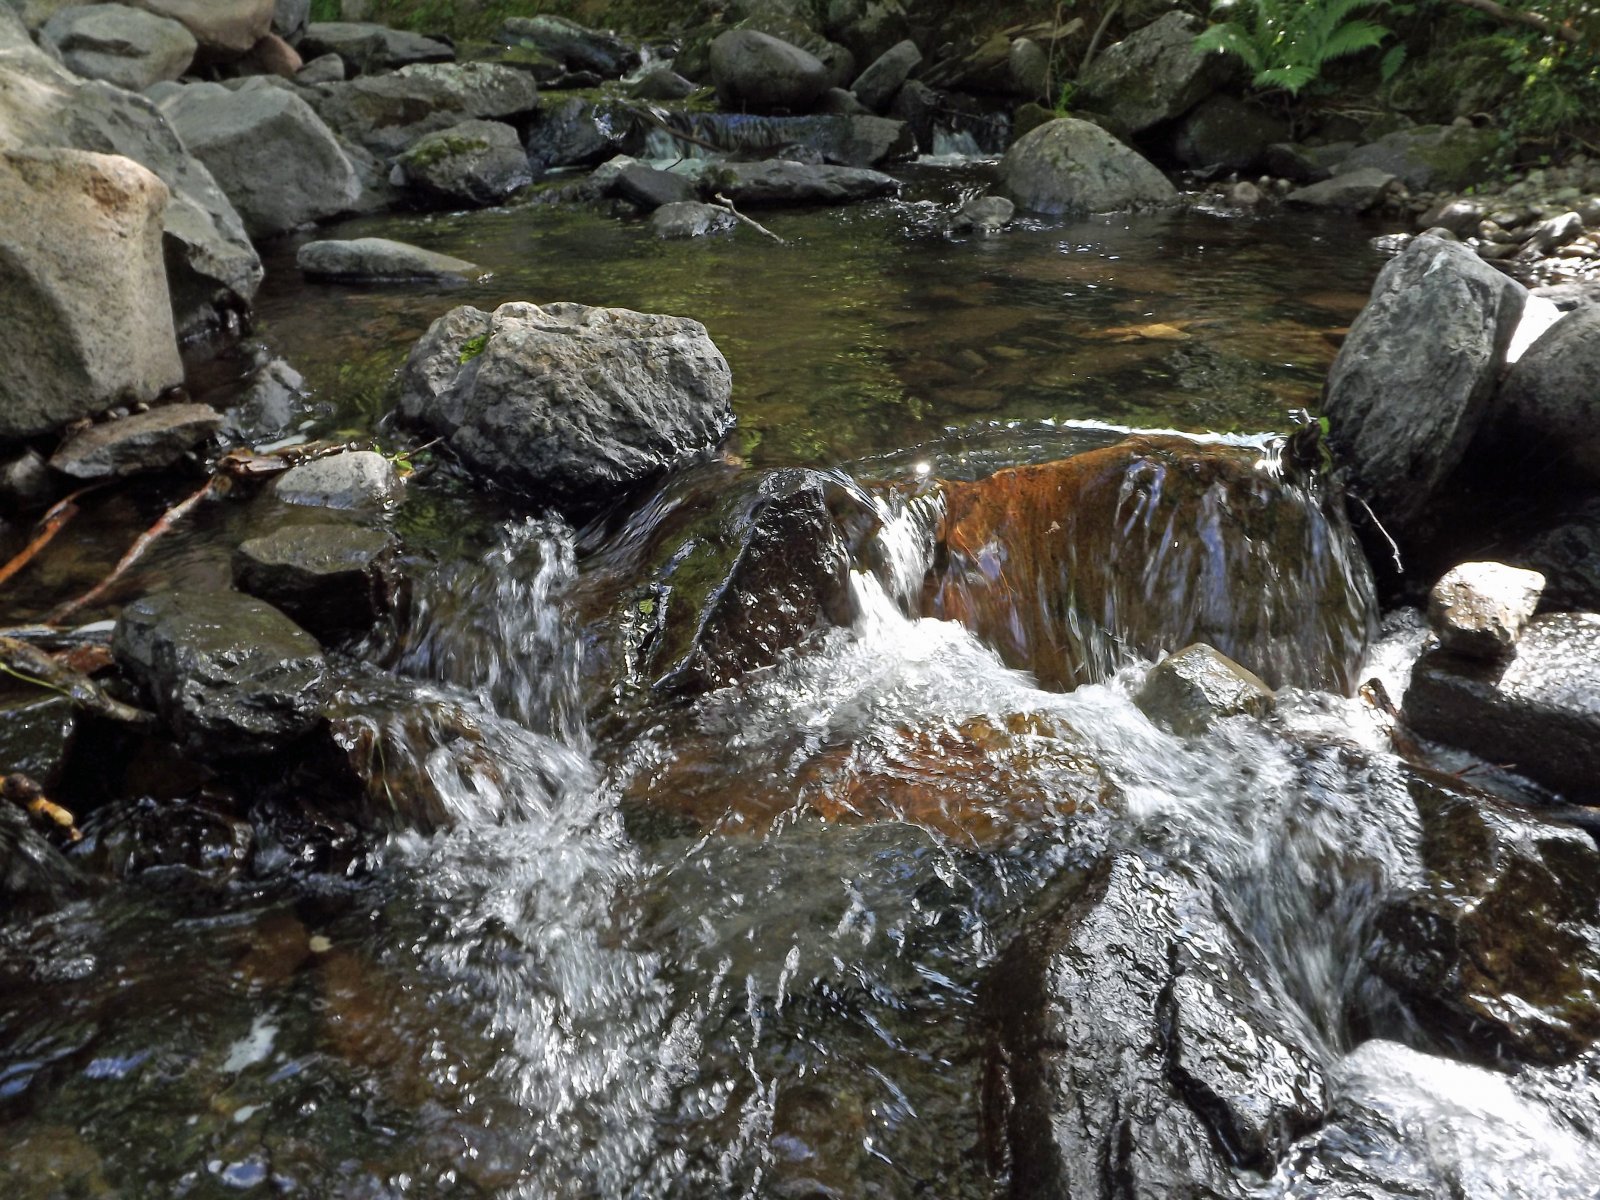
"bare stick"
0,636,155,727
711,193,788,244
1445,0,1584,43
0,484,105,590
47,477,222,625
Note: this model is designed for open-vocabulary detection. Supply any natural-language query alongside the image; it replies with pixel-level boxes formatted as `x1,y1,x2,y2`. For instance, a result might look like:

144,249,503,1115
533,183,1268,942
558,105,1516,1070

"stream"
3,165,1598,1198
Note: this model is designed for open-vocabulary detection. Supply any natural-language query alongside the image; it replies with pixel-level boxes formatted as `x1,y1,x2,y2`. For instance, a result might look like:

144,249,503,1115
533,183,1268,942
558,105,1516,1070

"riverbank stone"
112,589,328,756
615,163,697,210
525,97,640,173
1172,94,1289,175
1077,11,1233,134
49,404,222,479
1136,644,1276,736
999,117,1177,214
395,119,531,207
297,237,478,284
399,301,734,514
499,14,637,78
298,21,452,75
1427,561,1545,661
712,158,897,205
1494,302,1600,486
0,147,183,442
127,0,273,57
711,29,829,113
273,450,398,509
628,65,694,101
306,62,541,158
1337,123,1500,192
1402,612,1600,803
651,201,737,238
1284,167,1398,213
1323,235,1527,550
233,524,397,644
41,3,196,89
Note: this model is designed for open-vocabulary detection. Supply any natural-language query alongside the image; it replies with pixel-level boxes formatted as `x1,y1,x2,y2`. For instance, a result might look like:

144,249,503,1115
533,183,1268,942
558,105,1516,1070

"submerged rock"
1427,561,1545,661
395,119,531,207
950,193,1014,233
1136,643,1276,736
712,159,898,205
296,237,478,284
1403,612,1600,803
0,147,183,441
234,523,397,644
711,29,829,113
1323,235,1527,550
1374,772,1600,1063
1077,11,1234,134
298,21,452,75
48,404,222,480
999,117,1177,215
926,435,1377,694
399,301,734,513
273,450,398,509
40,3,196,89
113,590,328,756
75,794,252,889
650,200,737,239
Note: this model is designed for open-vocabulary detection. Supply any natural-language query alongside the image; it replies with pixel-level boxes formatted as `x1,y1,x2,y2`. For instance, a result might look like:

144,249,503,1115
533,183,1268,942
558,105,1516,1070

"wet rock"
1136,643,1276,736
307,62,540,158
650,200,737,239
297,236,477,284
1323,235,1526,548
987,853,1324,1194
295,50,343,83
1495,303,1600,486
711,29,829,113
48,404,222,480
1263,140,1352,184
0,800,79,919
654,111,912,168
1374,772,1600,1063
1077,11,1234,134
233,524,397,644
399,301,734,514
0,147,183,441
927,435,1377,693
1284,167,1398,213
0,449,54,509
499,14,637,79
1403,612,1600,803
160,82,359,237
1427,561,1545,661
41,3,196,89
615,163,697,211
112,589,327,756
1337,124,1500,192
127,0,273,57
395,119,531,207
525,97,641,173
849,37,919,112
999,117,1177,215
220,355,309,441
74,793,252,888
273,449,398,509
298,21,452,76
712,158,897,206
1512,501,1600,611
1173,95,1289,175
628,65,694,101
950,193,1014,233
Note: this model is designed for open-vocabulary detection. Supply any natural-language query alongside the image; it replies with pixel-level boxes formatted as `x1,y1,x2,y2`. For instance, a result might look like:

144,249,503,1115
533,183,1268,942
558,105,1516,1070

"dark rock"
926,436,1378,693
220,355,310,442
298,21,452,76
712,158,898,205
1337,124,1500,192
711,29,829,113
1323,235,1527,548
41,3,196,90
1173,95,1289,175
627,65,694,101
1136,643,1276,735
650,200,737,239
1403,612,1600,803
296,236,478,284
307,62,541,158
233,523,397,644
1374,771,1600,1063
887,76,938,149
272,449,398,509
1284,167,1397,213
816,84,870,115
398,301,734,514
823,0,912,66
112,589,327,756
1495,303,1600,486
1427,561,1545,661
1511,501,1600,611
652,111,912,168
74,793,252,888
849,37,919,112
395,118,531,207
499,14,637,78
0,800,80,919
48,403,221,480
1418,196,1487,236
1077,11,1235,134
999,117,1176,214
986,853,1324,1194
524,96,641,173
1263,141,1351,184
614,162,697,210
0,696,73,780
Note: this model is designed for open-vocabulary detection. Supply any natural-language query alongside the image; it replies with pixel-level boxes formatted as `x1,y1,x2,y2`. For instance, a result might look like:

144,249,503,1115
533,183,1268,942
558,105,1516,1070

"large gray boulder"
395,118,531,207
849,37,919,112
306,61,541,157
0,147,183,442
1495,303,1600,486
711,29,829,113
713,158,898,205
0,30,262,333
40,3,196,89
524,96,640,173
1077,10,1234,134
298,20,452,76
1323,235,1527,546
126,0,273,56
1172,94,1289,175
297,237,478,284
160,82,359,237
1336,124,1500,192
999,117,1177,214
399,301,735,513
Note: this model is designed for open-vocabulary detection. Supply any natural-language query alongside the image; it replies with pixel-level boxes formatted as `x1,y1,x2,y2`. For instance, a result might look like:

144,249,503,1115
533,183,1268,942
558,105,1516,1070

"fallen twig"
2,774,81,842
1445,0,1583,44
0,484,106,590
47,476,223,625
711,193,788,244
0,635,155,727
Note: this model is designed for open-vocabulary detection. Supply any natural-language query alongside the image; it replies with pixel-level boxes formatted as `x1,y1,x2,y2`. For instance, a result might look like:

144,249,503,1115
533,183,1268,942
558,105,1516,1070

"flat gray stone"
41,3,196,90
650,200,737,239
273,449,398,508
49,403,221,479
297,236,478,283
1285,167,1397,213
298,20,452,75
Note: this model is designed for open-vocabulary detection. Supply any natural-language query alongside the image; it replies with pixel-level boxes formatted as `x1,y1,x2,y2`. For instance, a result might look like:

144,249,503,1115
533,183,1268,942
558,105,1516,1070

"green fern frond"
1193,21,1267,73
1319,19,1392,61
1255,63,1320,94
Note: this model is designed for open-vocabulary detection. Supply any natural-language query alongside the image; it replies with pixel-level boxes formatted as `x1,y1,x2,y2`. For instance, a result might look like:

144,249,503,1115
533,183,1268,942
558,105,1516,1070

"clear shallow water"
4,175,1596,1197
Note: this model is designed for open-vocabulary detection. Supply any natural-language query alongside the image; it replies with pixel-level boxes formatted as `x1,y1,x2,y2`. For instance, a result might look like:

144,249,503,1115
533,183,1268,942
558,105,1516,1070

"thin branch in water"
0,635,156,727
47,476,223,625
0,483,107,590
711,193,788,244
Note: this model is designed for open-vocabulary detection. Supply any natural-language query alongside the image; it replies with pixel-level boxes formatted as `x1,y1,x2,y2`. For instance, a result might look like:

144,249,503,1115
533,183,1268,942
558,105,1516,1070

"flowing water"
3,172,1597,1198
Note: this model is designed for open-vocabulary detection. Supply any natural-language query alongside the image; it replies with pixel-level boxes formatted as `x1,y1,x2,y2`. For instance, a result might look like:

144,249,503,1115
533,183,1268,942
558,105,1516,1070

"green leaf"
1379,42,1407,81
